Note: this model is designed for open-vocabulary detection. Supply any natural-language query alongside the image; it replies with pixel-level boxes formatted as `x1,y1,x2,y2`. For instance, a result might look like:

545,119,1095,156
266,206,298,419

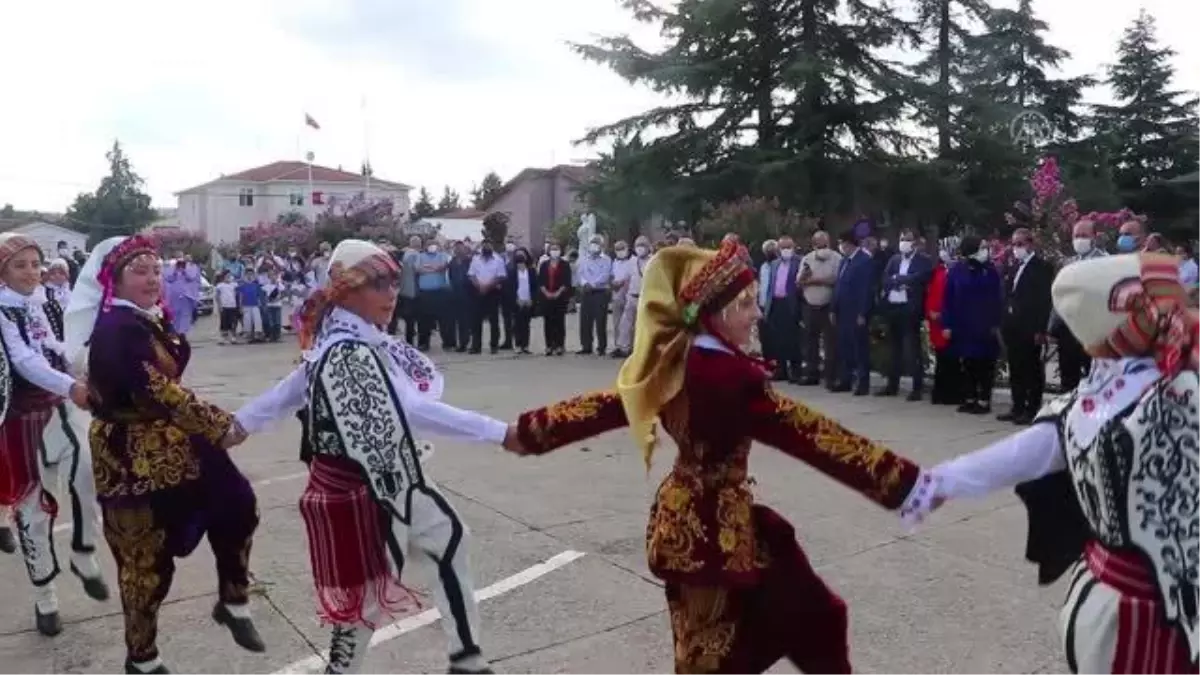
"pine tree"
909,0,989,158
65,140,156,247
572,0,920,212
1094,9,1199,194
411,187,435,220
470,171,505,210
436,186,462,214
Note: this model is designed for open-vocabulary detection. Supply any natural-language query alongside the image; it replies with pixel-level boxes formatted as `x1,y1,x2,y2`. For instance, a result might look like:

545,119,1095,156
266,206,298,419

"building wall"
177,180,412,244
12,222,87,258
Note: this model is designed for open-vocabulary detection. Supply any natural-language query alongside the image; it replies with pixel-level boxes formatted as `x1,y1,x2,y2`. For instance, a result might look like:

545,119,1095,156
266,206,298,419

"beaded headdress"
96,235,163,317
677,239,756,329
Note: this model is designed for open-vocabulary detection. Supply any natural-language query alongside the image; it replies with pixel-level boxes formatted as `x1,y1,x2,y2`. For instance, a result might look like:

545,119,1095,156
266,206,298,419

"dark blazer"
833,249,876,320
1002,254,1054,337
505,264,538,305
537,259,573,310
762,256,802,314
880,251,934,313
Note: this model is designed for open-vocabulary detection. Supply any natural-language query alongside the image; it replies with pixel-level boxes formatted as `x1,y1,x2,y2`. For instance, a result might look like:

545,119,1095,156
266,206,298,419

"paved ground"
0,314,1070,674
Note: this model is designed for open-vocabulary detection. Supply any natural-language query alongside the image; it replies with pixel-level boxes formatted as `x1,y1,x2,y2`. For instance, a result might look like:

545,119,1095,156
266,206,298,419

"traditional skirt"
664,504,851,674
298,456,423,628
0,410,53,507
1060,541,1193,674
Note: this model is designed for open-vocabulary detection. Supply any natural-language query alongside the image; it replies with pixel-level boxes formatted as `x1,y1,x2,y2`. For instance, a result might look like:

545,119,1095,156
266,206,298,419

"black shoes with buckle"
70,561,111,601
35,605,62,636
211,602,265,653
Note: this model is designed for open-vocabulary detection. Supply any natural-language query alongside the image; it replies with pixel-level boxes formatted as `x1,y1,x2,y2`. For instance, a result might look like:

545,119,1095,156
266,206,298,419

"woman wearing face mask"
506,247,537,354
941,236,1003,415
537,242,572,355
926,237,962,405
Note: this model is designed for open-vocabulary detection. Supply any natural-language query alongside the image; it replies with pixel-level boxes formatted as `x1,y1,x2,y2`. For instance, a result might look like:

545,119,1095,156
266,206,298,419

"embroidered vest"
0,299,67,416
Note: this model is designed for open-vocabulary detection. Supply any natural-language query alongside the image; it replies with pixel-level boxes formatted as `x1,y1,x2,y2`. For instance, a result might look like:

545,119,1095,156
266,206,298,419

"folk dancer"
506,239,933,673
235,239,519,674
65,236,262,674
0,233,109,636
907,253,1197,673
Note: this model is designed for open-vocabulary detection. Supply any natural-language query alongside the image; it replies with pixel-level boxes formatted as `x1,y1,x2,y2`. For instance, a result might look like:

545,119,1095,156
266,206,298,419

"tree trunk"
936,0,952,158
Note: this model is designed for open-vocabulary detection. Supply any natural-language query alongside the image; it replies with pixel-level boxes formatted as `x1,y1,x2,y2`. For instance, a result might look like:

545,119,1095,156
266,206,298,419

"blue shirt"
468,254,508,286
416,252,450,291
578,254,613,289
236,280,262,307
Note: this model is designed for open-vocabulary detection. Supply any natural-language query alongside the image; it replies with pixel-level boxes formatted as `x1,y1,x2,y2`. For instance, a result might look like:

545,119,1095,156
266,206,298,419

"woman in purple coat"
940,235,1003,415
163,256,202,335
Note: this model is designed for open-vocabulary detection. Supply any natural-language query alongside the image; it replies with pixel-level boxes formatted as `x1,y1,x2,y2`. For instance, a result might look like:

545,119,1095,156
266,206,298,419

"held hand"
69,382,90,410
502,423,528,456
221,421,249,450
856,315,866,327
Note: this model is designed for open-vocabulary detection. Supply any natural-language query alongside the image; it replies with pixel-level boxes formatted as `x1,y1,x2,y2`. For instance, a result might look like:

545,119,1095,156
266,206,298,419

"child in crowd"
235,270,264,343
44,259,72,307
262,268,283,342
214,270,240,344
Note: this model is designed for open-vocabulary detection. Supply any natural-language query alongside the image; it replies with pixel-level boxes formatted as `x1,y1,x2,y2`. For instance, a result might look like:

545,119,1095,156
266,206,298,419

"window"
312,191,325,206
238,188,254,207
289,192,305,206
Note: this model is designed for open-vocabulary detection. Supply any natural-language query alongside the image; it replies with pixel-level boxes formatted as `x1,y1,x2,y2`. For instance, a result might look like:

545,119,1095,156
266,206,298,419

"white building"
7,221,88,259
175,160,412,244
419,209,486,244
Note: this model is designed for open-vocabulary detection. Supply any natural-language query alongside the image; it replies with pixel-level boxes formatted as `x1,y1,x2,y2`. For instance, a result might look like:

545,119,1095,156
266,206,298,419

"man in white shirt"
798,231,842,387
613,236,650,358
467,241,508,354
609,240,633,357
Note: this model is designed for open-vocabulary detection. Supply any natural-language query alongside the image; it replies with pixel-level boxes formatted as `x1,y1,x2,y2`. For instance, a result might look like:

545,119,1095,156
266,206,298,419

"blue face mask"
1117,234,1137,252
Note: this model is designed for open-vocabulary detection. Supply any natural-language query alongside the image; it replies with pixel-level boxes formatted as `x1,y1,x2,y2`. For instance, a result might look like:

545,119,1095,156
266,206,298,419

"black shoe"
518,348,531,355
448,667,494,674
467,348,481,354
489,346,499,355
35,606,61,636
798,378,820,386
906,390,923,402
874,387,898,397
211,603,265,653
853,387,869,396
70,561,110,601
124,660,171,674
956,401,977,413
575,349,593,355
609,350,627,358
829,384,851,393
0,526,15,554
1012,413,1034,425
597,349,607,356
455,346,467,353
996,411,1021,422
499,342,513,350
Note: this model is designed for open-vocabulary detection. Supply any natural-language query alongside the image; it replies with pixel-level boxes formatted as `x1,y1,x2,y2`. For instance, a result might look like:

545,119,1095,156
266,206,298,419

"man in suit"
999,227,1054,425
832,230,875,395
1046,219,1107,391
877,229,934,400
762,236,805,382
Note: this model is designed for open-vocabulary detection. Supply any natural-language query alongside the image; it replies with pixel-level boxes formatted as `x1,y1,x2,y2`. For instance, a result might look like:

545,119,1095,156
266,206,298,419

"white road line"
275,549,588,675
49,470,310,534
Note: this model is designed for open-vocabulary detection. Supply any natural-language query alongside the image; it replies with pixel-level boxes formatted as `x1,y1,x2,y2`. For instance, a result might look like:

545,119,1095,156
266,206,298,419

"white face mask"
505,243,516,252
1012,246,1029,261
635,245,648,257
939,250,952,264
1072,237,1093,255
780,248,795,260
898,241,913,254
615,249,628,259
549,250,562,260
589,244,601,254
972,249,990,263
426,245,439,254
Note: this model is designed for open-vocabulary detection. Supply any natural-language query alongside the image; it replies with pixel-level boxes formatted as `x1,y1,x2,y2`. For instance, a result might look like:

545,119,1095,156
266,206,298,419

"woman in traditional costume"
507,239,932,673
907,252,1197,673
0,232,108,636
65,236,263,674
235,239,518,674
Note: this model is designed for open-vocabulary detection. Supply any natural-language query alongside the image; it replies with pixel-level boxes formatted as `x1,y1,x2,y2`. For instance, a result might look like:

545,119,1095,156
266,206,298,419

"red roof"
177,160,411,193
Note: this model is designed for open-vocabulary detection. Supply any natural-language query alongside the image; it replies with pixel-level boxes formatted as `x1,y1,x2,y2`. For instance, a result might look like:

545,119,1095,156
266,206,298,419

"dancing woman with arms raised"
508,239,934,673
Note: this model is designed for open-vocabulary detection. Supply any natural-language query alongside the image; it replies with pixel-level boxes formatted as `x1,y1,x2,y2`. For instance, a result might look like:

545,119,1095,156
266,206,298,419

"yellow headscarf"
616,240,756,468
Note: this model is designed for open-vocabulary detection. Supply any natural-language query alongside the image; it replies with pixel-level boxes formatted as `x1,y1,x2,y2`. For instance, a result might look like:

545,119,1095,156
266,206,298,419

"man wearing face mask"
576,235,613,355
609,240,633,358
447,241,474,352
798,231,842,387
497,237,519,350
613,237,651,358
832,231,875,395
467,240,507,354
56,241,80,287
1046,220,1107,391
1115,219,1145,253
389,235,422,341
999,228,1054,425
762,236,805,382
415,239,452,351
878,229,934,400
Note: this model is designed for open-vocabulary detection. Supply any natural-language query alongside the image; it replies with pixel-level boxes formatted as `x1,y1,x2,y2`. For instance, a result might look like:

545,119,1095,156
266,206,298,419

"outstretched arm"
933,422,1063,499
235,363,308,434
515,390,628,455
746,383,922,510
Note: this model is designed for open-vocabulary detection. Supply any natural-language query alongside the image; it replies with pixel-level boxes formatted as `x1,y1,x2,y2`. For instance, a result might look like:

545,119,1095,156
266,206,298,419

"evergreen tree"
1093,10,1199,194
909,0,989,158
470,171,505,210
436,186,462,214
411,187,436,220
65,140,156,247
572,0,920,213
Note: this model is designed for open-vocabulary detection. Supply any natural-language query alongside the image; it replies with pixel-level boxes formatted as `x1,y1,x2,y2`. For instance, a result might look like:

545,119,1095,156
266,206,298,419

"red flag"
304,113,320,130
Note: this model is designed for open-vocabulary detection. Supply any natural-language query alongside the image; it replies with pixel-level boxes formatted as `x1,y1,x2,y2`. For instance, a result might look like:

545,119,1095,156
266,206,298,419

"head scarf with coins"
297,239,400,351
617,239,763,469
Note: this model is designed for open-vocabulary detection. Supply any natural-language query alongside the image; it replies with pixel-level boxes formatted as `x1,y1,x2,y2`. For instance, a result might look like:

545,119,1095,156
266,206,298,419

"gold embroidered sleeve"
138,363,234,445
747,384,920,509
516,390,629,455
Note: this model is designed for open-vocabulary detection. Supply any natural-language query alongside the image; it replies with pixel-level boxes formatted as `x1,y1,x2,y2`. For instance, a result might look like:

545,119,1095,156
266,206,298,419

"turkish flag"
304,113,320,130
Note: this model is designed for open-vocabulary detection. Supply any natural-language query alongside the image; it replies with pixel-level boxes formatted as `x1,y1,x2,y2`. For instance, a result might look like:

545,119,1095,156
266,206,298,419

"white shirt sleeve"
234,364,308,434
388,371,508,444
935,422,1065,500
0,312,75,397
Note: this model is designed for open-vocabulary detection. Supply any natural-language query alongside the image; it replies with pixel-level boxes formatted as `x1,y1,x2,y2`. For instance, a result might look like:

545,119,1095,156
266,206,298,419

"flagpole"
362,94,371,199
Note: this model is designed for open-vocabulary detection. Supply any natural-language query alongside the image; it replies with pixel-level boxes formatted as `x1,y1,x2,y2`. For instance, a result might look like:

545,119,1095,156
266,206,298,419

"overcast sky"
1,0,1196,213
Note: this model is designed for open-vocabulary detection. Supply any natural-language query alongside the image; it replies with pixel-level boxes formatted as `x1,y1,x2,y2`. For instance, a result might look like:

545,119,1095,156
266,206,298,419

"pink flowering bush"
238,221,318,253
149,229,212,264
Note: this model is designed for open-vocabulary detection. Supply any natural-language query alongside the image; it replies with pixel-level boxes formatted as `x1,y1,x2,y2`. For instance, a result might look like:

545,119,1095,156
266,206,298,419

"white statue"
577,212,597,246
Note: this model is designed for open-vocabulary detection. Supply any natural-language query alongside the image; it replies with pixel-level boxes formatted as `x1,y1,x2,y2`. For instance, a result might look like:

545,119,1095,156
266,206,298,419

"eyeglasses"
368,276,402,292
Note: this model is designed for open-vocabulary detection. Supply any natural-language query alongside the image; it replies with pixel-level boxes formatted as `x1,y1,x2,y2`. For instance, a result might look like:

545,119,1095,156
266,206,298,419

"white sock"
71,551,101,579
130,657,164,673
223,601,251,619
34,583,58,614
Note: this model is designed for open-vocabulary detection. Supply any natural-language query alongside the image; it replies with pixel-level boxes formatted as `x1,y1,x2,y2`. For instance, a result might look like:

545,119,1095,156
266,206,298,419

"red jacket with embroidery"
517,346,921,587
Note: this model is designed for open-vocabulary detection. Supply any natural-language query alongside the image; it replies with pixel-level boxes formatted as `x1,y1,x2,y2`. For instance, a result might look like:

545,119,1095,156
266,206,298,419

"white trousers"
616,294,638,352
327,481,487,674
15,404,100,588
241,306,263,336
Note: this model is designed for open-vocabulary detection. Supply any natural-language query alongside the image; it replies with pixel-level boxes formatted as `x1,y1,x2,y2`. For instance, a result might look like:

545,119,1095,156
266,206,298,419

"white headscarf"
64,236,125,369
